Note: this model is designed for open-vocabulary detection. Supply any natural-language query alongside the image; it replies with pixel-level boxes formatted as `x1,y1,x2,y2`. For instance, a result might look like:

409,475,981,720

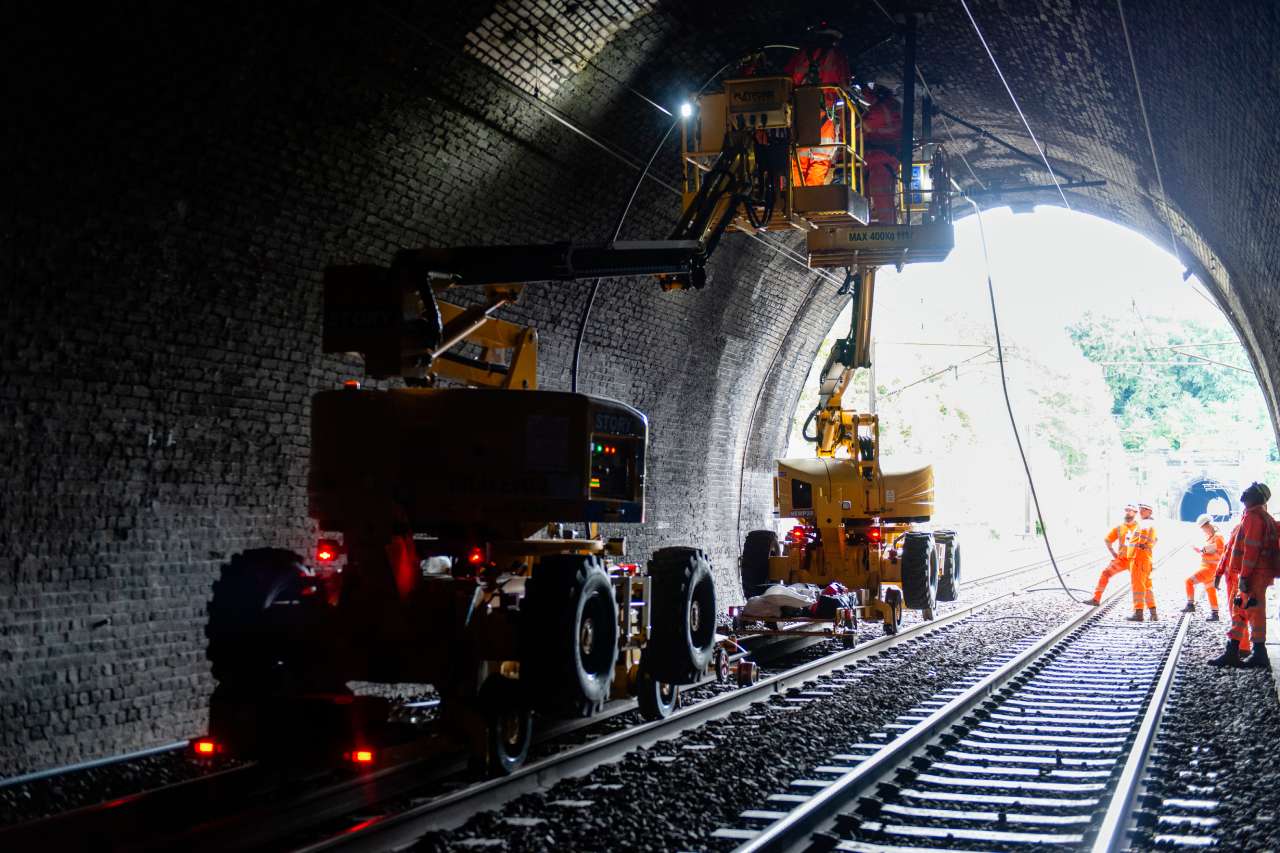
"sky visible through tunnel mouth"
787,206,1278,563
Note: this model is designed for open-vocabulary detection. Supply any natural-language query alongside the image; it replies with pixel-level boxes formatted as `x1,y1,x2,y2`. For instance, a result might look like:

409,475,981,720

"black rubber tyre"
740,530,780,598
882,587,903,635
900,532,938,611
522,555,619,715
936,533,960,603
645,547,717,684
206,549,332,693
636,667,680,721
479,676,532,776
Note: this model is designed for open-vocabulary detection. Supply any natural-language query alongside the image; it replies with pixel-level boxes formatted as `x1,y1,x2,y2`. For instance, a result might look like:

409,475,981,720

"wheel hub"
580,616,595,656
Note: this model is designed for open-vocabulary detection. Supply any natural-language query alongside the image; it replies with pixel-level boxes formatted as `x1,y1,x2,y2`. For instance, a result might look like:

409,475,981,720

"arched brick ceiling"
458,0,1280,427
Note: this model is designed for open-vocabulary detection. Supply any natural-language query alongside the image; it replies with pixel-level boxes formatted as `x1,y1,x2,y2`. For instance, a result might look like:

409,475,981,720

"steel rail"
733,586,1132,852
0,547,1121,853
1090,610,1190,851
735,542,1188,852
292,562,1099,852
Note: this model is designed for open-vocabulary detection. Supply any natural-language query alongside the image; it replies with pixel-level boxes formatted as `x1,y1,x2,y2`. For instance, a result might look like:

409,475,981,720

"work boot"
1207,610,1220,622
1126,610,1144,622
1209,640,1243,667
1182,601,1196,613
1084,597,1101,606
1242,645,1271,669
1148,607,1159,621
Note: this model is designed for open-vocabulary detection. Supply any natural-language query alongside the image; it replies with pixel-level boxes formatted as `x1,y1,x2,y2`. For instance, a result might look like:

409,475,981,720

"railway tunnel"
5,1,1280,849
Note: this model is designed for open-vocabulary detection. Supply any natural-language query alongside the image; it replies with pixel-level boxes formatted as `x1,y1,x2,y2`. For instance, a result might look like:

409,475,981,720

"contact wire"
969,197,1081,602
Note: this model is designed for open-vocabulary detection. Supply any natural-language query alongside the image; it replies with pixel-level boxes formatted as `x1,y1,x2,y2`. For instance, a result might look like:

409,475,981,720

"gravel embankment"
1134,577,1280,852
413,589,1088,852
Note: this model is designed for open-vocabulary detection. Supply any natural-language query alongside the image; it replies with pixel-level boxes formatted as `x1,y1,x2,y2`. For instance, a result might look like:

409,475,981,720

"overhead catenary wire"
956,0,1072,211
1115,0,1180,267
571,45,847,392
968,196,1082,603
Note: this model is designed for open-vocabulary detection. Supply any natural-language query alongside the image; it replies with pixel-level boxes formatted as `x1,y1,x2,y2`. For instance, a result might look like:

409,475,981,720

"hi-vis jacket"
1105,521,1138,562
1218,504,1280,582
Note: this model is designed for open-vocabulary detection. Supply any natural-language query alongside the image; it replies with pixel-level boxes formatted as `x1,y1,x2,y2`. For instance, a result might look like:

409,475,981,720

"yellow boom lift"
198,36,954,778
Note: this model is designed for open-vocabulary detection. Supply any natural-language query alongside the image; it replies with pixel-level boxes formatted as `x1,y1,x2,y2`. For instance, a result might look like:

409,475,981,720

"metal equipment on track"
718,551,1189,852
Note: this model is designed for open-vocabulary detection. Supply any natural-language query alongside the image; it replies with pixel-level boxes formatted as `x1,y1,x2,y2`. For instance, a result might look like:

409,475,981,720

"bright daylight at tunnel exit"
6,2,1280,852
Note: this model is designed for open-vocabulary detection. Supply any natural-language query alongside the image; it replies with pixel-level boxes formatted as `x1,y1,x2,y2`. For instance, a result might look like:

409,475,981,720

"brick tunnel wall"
8,0,1280,775
0,5,842,772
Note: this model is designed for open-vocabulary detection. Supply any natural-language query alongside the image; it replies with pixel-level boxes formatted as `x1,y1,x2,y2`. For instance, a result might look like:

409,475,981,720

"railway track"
0,543,1126,852
715,551,1189,852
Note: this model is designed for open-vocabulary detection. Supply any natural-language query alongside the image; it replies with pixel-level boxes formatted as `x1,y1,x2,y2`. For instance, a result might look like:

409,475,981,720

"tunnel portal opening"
1179,478,1233,523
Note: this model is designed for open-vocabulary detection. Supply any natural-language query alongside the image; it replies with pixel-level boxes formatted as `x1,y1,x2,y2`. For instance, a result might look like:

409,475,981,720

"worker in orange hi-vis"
1127,502,1158,621
793,116,837,187
1183,513,1224,620
1085,503,1138,606
1210,482,1279,668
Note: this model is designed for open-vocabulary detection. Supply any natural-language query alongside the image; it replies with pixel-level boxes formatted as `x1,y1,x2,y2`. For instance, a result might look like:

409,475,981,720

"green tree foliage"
1068,311,1259,453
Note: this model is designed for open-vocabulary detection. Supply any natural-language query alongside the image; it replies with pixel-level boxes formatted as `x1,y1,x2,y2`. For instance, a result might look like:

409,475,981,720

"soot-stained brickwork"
4,0,1279,773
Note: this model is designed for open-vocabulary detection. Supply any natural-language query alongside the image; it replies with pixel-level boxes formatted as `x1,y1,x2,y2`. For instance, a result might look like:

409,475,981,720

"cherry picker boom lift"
196,34,955,776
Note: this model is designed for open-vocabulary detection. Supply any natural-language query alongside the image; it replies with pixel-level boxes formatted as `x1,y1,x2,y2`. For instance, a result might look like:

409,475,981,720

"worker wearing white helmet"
1085,503,1138,606
1183,513,1224,620
1126,502,1158,621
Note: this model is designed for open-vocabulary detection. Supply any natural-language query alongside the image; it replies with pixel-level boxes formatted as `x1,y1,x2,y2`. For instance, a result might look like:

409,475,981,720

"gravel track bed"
1133,586,1280,852
0,748,241,827
411,589,1086,852
0,681,439,829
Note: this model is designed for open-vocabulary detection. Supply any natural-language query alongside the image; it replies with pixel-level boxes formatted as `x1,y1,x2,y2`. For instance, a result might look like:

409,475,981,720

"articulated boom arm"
812,266,878,465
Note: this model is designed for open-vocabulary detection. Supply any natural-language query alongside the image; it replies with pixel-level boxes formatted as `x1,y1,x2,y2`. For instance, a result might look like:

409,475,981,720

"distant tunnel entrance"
1179,478,1233,522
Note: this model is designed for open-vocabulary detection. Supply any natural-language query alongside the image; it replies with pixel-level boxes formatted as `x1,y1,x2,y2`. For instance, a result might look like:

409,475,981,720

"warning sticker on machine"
885,489,896,503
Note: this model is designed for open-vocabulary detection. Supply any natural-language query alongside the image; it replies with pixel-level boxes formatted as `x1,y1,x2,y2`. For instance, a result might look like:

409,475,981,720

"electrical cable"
967,196,1082,603
1115,0,1181,268
571,45,849,392
956,0,1071,211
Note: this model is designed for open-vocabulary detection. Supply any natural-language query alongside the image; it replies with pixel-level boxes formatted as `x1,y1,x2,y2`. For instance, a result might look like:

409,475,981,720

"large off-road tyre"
522,555,619,716
479,676,533,776
900,532,938,611
206,549,335,694
935,531,960,603
636,667,680,721
740,530,779,599
645,547,717,685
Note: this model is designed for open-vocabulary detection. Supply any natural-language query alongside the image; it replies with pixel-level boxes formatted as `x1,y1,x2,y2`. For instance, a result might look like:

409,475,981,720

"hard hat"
1196,513,1213,527
1137,502,1153,511
1242,482,1272,505
1123,503,1137,512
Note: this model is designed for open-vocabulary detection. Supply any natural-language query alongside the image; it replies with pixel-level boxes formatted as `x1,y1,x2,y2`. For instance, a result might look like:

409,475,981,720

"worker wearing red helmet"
1084,503,1138,606
786,25,848,188
783,24,851,87
1210,482,1278,667
1183,513,1224,620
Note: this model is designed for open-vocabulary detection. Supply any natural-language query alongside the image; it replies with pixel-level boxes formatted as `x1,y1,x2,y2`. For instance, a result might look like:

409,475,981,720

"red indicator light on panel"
468,547,485,566
194,738,218,755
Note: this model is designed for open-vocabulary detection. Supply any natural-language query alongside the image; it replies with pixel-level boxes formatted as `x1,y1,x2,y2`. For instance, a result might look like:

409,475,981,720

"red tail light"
788,525,808,544
346,749,375,765
468,547,485,566
868,527,882,542
317,538,342,563
193,738,219,756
